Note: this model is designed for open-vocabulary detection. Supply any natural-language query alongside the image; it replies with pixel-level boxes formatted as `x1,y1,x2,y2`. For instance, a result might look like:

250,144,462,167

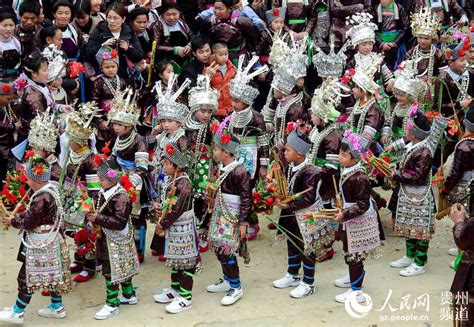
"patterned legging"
406,238,429,266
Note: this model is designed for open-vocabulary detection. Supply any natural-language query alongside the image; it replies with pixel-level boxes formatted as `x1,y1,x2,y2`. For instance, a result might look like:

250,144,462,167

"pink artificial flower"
103,52,111,60
374,89,382,101
107,170,116,178
408,102,419,118
407,120,414,130
216,115,231,137
453,30,464,39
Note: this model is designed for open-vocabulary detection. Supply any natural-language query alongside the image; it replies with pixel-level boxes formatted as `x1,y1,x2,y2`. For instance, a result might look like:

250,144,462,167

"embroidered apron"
342,204,381,254
209,193,241,255
294,196,333,256
103,224,140,284
24,232,72,294
63,178,86,228
238,136,258,179
165,209,198,269
395,184,435,241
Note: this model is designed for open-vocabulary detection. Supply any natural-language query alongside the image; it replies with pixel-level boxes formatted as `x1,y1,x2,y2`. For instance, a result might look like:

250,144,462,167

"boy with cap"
390,112,447,277
206,128,251,306
153,142,198,314
0,156,72,324
86,157,140,320
333,131,380,303
273,130,331,298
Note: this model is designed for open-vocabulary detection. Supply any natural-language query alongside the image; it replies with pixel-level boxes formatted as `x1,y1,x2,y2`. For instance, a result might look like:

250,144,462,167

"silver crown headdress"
188,75,219,113
269,30,290,68
66,101,100,144
42,44,67,82
160,142,190,168
28,108,58,153
393,60,424,101
272,35,309,95
155,73,190,123
311,77,350,122
346,12,377,47
230,55,269,105
313,34,348,78
410,7,441,39
108,88,141,126
352,53,383,94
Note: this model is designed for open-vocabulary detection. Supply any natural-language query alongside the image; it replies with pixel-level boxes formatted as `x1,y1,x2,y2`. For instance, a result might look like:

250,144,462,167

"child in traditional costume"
333,131,380,302
150,74,190,260
153,142,198,313
406,7,445,102
206,132,251,306
92,45,127,151
86,157,140,320
0,156,72,324
63,102,101,283
107,88,150,263
185,75,219,252
273,130,331,298
390,112,446,276
227,55,269,240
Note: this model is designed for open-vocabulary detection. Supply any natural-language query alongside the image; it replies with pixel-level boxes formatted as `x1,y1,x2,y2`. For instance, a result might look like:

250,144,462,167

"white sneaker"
0,307,24,324
290,282,314,298
221,287,243,306
334,274,351,288
390,256,414,268
153,288,178,303
272,273,300,288
399,263,427,277
335,289,365,304
448,247,458,256
165,296,192,314
94,304,119,320
37,305,67,319
119,295,138,305
207,278,231,293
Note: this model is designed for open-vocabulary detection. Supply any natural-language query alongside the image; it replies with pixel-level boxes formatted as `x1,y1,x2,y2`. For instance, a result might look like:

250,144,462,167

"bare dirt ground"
0,192,457,327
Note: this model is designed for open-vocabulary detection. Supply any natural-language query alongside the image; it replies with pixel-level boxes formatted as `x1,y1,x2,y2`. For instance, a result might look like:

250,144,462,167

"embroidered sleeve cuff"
382,126,391,136
135,152,149,171
260,158,269,165
393,138,405,152
363,125,377,139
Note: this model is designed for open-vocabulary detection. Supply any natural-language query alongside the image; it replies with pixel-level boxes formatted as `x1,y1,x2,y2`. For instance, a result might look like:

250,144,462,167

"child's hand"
204,62,218,77
239,224,247,239
276,202,289,209
334,209,343,222
102,38,116,47
86,212,97,222
155,222,164,235
450,203,467,224
2,215,13,227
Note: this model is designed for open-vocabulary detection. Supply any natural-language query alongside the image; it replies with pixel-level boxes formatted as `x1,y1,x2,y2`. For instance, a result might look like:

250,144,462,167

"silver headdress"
155,73,190,123
393,60,424,101
66,101,100,145
410,7,441,39
230,55,269,105
42,44,67,82
188,75,219,113
313,34,348,78
268,30,290,68
160,142,190,168
352,53,383,94
311,77,349,122
28,108,58,153
272,36,308,95
346,12,377,47
108,88,141,126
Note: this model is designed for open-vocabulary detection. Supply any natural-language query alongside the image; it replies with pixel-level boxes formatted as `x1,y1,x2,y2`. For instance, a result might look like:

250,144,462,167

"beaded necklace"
96,185,134,245
287,160,309,195
229,107,253,129
23,184,64,249
114,131,137,152
388,104,409,137
307,124,337,163
399,141,432,203
349,98,376,134
103,75,121,98
413,45,435,81
276,92,303,143
447,69,470,101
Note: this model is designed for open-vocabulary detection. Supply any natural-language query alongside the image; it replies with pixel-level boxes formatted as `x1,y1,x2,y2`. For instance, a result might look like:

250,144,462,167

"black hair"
74,0,91,18
39,25,61,46
52,0,74,14
467,105,474,123
340,141,355,159
214,0,237,8
106,2,126,18
159,2,181,15
23,52,48,78
296,130,311,144
413,112,430,132
190,35,210,53
155,58,171,76
19,1,41,17
128,7,148,23
0,6,17,24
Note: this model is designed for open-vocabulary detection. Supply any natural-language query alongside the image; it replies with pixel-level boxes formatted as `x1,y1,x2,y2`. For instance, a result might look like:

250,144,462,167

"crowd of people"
0,0,472,324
